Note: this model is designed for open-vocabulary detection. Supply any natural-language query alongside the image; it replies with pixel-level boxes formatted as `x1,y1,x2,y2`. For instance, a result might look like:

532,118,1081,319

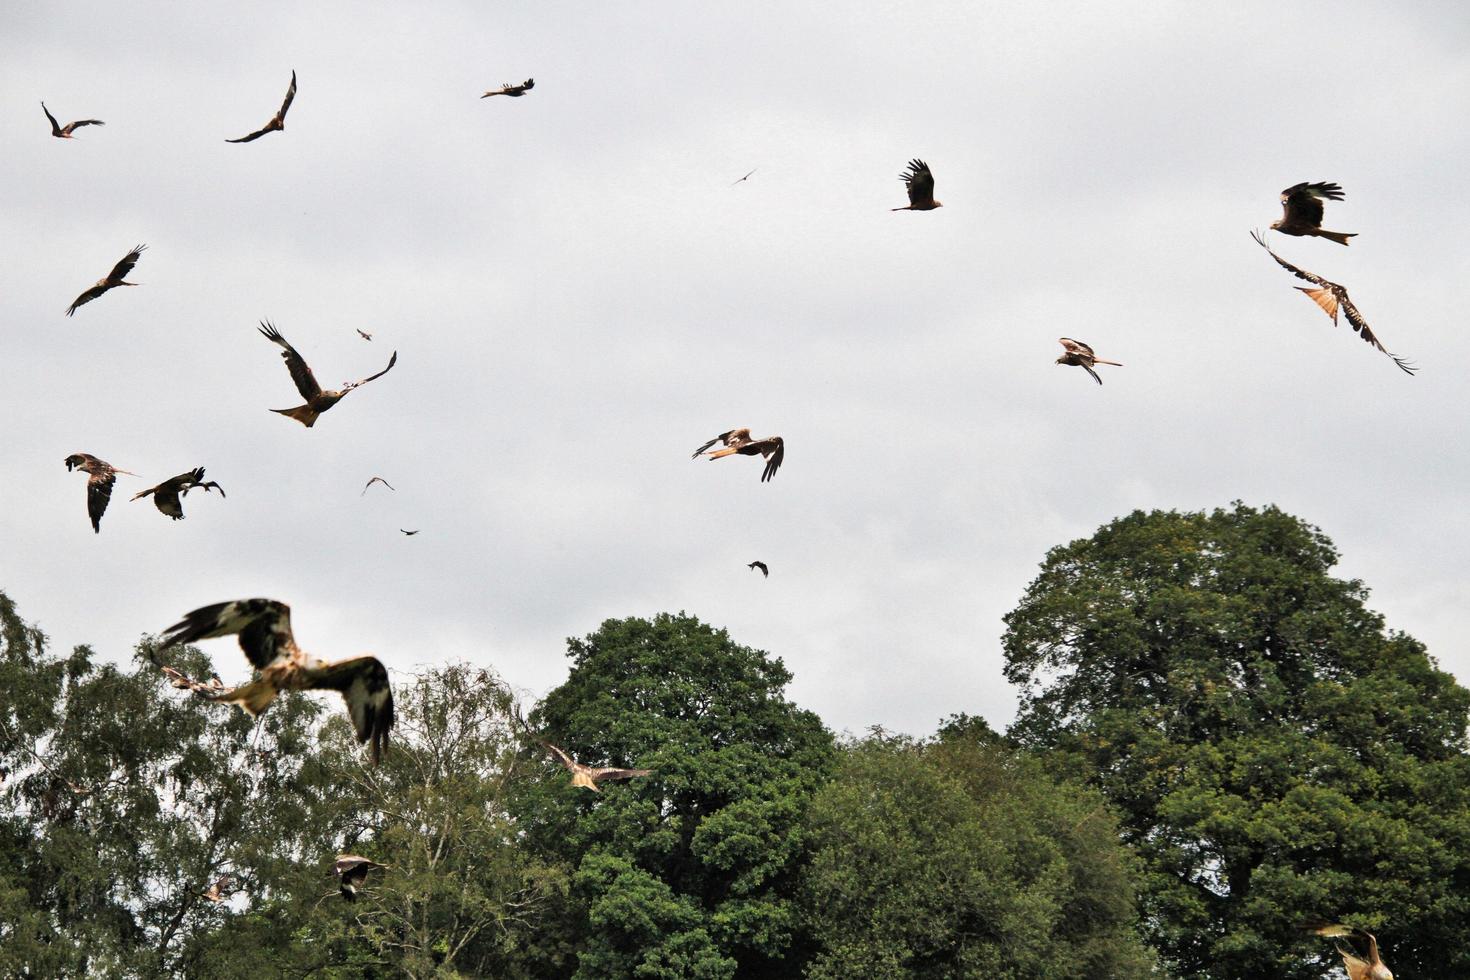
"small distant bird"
333,855,387,902
200,875,233,904
64,453,133,533
1304,922,1393,980
226,70,296,143
259,321,398,427
131,468,224,520
481,78,534,98
41,102,103,138
400,529,419,535
748,561,768,577
691,429,784,483
66,245,145,316
159,598,395,765
515,709,652,792
1250,231,1416,375
362,477,395,495
160,664,226,696
732,169,756,185
1055,338,1122,385
356,329,373,341
892,159,941,211
1272,182,1356,245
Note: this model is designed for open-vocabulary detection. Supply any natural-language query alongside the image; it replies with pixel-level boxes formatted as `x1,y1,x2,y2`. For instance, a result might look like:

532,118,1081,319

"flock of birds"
39,76,1408,968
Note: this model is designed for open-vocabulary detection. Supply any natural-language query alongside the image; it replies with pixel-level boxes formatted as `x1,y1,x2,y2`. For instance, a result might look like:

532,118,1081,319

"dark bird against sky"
748,561,768,577
1251,231,1416,375
66,245,144,316
41,102,103,138
64,453,132,534
732,169,756,185
356,328,373,341
1055,338,1122,385
131,468,224,521
362,477,395,495
259,321,398,427
1271,181,1356,245
226,70,297,143
481,78,534,98
333,855,387,902
159,598,395,765
691,429,784,483
400,529,419,535
892,159,941,211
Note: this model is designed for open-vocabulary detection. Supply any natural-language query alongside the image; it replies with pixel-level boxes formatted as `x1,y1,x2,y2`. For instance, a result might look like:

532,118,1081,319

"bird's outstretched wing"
41,102,62,135
342,351,398,390
1336,291,1417,374
691,430,737,458
66,284,108,316
105,245,145,283
132,468,203,519
1250,230,1331,287
161,598,296,671
259,321,323,399
87,471,116,532
362,476,395,495
590,766,654,783
899,159,936,209
303,656,394,765
1059,337,1095,358
758,437,784,482
1279,181,1342,230
749,561,768,576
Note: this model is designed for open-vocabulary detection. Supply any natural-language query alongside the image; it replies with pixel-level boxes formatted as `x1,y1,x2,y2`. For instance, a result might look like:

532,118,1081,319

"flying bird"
481,78,534,98
1055,338,1122,385
64,454,133,533
1271,181,1356,245
41,102,103,138
333,855,387,902
259,321,398,426
159,598,395,765
131,468,224,520
356,329,373,341
515,710,651,792
691,429,784,482
748,561,768,577
361,477,395,495
732,169,756,185
1250,231,1416,374
200,875,233,904
1305,923,1393,980
226,70,297,142
400,529,419,536
892,158,941,211
66,245,145,316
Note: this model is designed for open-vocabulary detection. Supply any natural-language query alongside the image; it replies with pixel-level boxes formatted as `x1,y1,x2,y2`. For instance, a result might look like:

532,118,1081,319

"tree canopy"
1003,503,1470,978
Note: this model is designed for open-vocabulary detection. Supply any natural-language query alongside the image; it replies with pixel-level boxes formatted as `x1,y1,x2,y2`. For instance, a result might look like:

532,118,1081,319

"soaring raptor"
226,70,296,142
259,321,398,426
892,159,941,211
481,78,534,98
1251,231,1415,374
64,453,132,533
691,428,784,483
1055,338,1122,385
41,102,103,138
515,709,651,792
1271,181,1356,245
66,245,145,316
159,598,395,765
132,468,225,520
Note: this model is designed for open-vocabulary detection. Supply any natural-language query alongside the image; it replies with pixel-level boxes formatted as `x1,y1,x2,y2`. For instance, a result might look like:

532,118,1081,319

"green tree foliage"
514,613,836,979
1002,504,1470,978
798,732,1155,979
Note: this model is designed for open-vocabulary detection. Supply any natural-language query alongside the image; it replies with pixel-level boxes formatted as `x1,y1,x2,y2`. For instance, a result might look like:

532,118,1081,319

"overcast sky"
3,1,1468,739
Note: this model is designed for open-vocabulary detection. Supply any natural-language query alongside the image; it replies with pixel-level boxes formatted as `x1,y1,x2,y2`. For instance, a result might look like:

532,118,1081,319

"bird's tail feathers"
1318,230,1356,246
271,405,319,427
1295,287,1340,323
1093,359,1123,367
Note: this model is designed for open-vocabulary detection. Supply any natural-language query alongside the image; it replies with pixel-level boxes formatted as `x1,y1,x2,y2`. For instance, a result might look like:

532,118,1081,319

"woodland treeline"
3,503,1469,979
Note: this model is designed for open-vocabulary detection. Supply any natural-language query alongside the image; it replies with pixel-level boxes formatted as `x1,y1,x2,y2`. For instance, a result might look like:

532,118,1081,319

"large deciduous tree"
1003,504,1470,979
799,732,1155,979
514,613,835,979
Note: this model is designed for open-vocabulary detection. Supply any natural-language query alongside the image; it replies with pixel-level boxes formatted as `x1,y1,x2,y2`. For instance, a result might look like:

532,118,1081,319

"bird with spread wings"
1250,231,1415,375
131,468,224,520
892,158,941,211
259,321,398,426
481,78,534,98
691,429,784,483
158,598,395,765
1055,338,1122,385
1271,181,1356,245
514,708,652,792
226,70,296,142
334,855,388,901
64,454,133,533
1304,923,1393,980
66,245,145,316
361,476,395,495
748,561,769,577
41,102,103,138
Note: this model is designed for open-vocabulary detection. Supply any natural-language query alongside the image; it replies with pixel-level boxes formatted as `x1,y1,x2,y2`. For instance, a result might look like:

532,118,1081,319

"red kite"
1272,182,1355,245
691,429,784,482
259,321,398,426
64,453,133,533
1055,338,1122,385
132,468,224,520
1306,923,1393,980
226,70,296,143
41,102,103,138
334,855,387,901
892,159,941,211
66,245,145,316
481,78,534,98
